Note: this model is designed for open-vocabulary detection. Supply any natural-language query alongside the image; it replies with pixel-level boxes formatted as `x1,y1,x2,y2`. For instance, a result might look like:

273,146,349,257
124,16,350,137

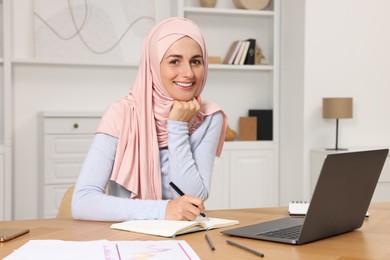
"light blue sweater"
72,112,223,221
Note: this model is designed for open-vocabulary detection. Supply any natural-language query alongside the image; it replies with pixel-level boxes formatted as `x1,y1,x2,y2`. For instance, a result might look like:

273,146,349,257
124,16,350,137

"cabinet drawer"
44,159,83,184
44,117,101,134
44,135,94,159
44,184,73,218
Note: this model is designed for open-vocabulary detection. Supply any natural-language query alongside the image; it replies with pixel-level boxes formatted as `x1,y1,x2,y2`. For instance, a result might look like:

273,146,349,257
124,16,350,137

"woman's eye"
169,59,179,65
191,59,203,65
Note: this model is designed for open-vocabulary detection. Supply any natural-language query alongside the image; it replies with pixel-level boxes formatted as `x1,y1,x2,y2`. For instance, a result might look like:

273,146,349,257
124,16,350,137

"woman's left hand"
168,97,201,122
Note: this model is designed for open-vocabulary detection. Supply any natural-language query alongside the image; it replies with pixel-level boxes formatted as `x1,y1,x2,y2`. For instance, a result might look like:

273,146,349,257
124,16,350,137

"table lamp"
322,97,353,150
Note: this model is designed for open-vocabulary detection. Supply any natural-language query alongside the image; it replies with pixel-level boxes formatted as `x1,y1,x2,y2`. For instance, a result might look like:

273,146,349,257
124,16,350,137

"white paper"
4,240,200,260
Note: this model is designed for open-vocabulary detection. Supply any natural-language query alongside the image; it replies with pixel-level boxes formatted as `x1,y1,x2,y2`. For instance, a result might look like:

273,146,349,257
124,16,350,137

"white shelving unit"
178,0,279,137
178,0,280,209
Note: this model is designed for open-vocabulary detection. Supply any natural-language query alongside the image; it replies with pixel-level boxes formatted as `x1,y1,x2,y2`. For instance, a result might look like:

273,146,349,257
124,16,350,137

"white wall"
279,0,305,204
280,0,390,204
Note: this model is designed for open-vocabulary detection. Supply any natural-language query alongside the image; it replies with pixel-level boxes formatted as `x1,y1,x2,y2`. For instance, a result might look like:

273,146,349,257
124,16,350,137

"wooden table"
2,203,390,259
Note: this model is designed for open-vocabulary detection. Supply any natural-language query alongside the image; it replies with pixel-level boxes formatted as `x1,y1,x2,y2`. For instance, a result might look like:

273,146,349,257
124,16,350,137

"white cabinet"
206,142,278,210
38,112,101,218
311,148,390,202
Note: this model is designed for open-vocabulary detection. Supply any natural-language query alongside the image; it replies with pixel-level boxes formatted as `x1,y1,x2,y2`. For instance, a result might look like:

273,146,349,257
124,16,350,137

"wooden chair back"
56,186,74,219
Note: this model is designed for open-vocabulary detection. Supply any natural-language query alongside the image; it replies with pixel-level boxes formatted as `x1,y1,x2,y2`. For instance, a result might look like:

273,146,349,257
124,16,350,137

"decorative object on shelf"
208,56,221,64
239,117,257,141
322,97,353,150
255,44,265,64
233,0,270,10
200,0,217,8
225,125,237,141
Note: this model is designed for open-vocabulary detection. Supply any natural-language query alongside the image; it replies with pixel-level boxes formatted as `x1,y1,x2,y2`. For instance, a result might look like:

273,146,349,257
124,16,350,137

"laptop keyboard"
254,224,303,240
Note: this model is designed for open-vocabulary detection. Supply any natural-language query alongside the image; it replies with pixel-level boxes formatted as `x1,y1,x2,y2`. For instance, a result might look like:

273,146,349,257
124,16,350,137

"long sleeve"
72,134,168,221
164,111,223,200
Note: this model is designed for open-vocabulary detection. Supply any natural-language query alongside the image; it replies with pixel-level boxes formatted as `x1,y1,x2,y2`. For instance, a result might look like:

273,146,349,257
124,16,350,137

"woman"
72,17,227,222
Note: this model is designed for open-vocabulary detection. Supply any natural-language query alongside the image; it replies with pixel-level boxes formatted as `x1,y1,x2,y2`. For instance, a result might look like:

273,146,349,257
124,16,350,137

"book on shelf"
111,216,239,238
223,40,242,64
238,41,250,65
248,109,273,141
288,201,369,217
233,40,249,65
223,39,259,65
244,38,256,65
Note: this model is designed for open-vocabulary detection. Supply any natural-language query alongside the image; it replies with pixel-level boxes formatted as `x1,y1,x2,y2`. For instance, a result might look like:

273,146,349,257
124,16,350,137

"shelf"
11,58,139,68
209,64,273,71
10,58,272,71
183,7,274,17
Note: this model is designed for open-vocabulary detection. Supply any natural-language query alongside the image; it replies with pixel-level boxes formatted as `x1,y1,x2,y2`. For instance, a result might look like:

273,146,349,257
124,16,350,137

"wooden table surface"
1,203,390,259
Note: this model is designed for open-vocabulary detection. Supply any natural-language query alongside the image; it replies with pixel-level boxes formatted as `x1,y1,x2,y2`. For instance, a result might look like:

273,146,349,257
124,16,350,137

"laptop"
221,149,389,245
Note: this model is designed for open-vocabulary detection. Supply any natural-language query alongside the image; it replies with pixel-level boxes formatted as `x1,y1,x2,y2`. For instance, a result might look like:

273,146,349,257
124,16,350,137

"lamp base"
325,148,348,151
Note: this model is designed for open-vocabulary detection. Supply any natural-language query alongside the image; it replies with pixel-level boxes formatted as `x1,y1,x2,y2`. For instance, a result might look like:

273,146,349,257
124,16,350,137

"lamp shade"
322,98,353,119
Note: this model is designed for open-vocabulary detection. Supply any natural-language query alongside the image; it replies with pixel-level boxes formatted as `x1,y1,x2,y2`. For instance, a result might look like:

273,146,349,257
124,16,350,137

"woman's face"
160,36,205,101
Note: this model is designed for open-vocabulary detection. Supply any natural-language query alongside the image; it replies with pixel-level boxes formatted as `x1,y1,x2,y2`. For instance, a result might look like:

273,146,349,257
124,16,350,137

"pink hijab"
96,17,227,200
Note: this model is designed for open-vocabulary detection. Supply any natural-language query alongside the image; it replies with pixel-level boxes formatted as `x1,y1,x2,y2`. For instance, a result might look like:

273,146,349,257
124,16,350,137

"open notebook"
111,217,239,238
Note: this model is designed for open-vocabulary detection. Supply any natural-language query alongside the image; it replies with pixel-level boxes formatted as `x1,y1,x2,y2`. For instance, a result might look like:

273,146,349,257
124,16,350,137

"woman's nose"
181,63,194,78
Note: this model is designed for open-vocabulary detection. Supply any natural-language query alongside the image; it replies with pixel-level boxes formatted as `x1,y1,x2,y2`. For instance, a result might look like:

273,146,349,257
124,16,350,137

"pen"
226,240,264,257
205,234,215,251
169,181,208,219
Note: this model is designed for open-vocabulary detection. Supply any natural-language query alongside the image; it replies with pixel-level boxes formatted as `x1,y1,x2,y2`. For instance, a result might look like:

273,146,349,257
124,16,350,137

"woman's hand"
165,195,205,221
168,97,201,122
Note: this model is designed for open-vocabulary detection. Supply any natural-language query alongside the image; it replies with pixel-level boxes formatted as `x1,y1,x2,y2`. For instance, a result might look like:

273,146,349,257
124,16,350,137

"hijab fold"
97,17,227,200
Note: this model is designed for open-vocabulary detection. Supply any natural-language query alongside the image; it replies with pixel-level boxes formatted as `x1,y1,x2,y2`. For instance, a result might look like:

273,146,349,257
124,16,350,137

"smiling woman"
71,17,228,222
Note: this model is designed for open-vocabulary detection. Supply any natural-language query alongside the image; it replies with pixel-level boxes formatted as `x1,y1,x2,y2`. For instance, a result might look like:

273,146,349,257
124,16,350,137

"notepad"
289,201,369,217
288,201,310,216
111,217,239,238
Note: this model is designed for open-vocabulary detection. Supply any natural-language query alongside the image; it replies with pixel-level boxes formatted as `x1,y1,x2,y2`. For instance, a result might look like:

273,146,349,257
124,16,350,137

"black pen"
226,240,264,257
169,181,208,219
205,234,215,251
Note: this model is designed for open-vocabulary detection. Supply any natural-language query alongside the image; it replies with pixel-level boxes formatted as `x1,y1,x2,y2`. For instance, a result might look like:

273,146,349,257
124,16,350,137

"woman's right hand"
168,97,201,122
165,195,205,221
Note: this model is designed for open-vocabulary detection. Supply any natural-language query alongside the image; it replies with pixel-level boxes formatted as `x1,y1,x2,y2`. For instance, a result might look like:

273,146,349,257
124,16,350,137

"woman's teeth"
176,82,192,88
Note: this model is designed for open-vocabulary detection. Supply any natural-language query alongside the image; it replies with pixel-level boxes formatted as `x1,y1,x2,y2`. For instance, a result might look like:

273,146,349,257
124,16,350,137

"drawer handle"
73,123,79,129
